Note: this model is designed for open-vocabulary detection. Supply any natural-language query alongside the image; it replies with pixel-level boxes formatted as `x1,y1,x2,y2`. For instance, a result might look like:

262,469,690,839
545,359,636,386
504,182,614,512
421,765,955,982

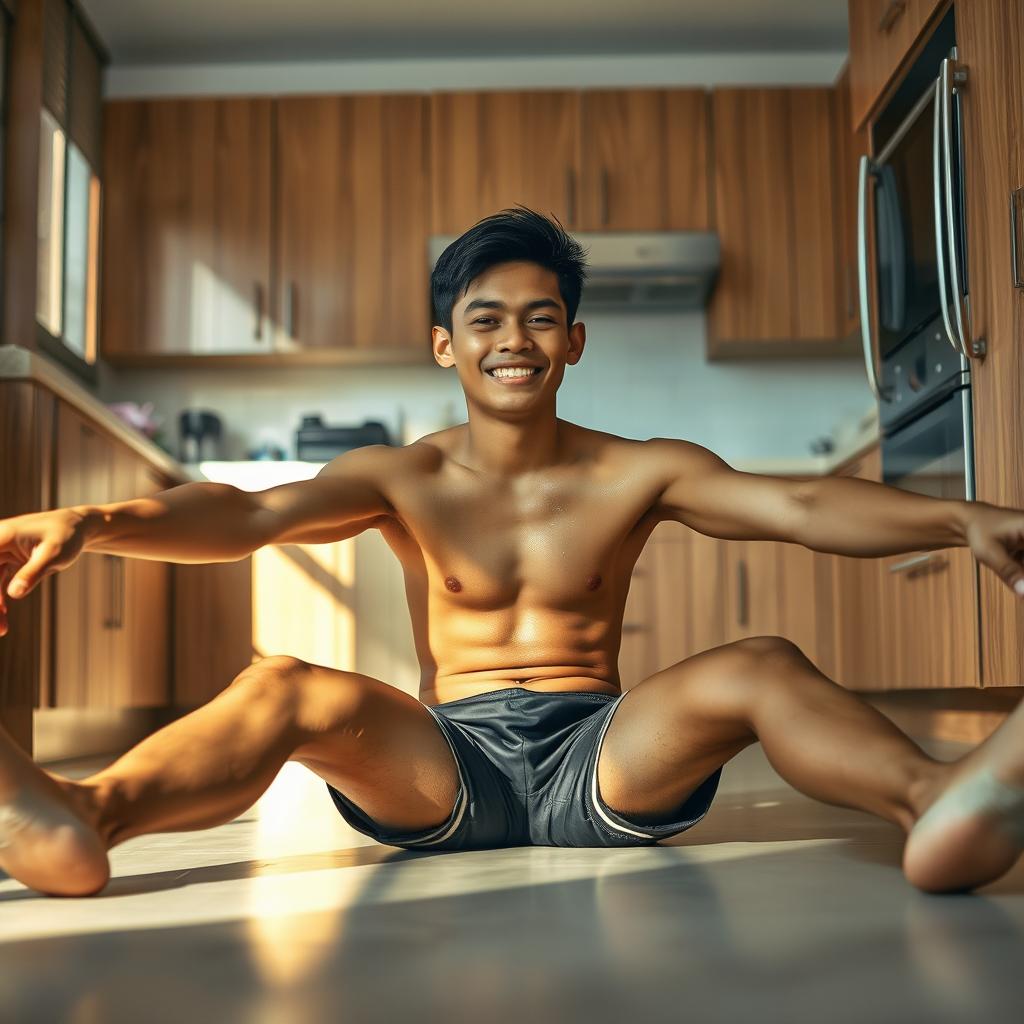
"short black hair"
431,206,588,334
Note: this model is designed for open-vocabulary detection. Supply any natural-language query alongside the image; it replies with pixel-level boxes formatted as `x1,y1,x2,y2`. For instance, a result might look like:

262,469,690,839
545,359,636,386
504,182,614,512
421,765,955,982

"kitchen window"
35,0,105,383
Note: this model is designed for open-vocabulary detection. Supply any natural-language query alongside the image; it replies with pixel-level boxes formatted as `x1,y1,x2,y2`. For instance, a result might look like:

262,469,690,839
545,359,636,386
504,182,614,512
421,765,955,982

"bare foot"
903,709,1024,894
0,729,109,896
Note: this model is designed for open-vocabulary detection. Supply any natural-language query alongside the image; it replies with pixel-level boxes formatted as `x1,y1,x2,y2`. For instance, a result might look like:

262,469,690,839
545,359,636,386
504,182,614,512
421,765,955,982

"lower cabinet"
51,402,171,708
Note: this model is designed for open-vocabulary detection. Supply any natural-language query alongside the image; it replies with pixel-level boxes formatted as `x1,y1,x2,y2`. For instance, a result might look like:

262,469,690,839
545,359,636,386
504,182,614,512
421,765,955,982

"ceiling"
79,0,849,65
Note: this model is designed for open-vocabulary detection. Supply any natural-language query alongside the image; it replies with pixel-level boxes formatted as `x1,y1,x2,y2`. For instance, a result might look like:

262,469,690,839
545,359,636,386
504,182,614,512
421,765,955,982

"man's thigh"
596,637,777,820
289,665,460,834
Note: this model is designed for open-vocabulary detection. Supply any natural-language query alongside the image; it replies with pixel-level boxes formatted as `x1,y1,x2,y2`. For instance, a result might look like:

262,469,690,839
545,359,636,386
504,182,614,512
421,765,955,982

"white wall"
98,48,870,464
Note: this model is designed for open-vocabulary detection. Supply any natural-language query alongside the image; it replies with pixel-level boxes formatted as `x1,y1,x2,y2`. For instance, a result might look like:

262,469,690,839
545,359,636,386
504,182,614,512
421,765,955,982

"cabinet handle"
565,168,576,226
887,552,948,575
621,622,645,633
285,282,297,339
254,282,264,340
1010,187,1024,289
103,554,117,628
117,557,126,629
877,0,907,33
736,558,748,627
600,167,610,227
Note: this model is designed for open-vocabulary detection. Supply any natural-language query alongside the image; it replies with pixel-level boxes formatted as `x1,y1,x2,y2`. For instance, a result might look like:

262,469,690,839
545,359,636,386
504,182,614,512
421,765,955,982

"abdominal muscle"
420,673,622,707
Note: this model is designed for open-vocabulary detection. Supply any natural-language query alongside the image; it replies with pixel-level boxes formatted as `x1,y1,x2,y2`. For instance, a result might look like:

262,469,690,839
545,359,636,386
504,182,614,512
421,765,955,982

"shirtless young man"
3,207,1024,899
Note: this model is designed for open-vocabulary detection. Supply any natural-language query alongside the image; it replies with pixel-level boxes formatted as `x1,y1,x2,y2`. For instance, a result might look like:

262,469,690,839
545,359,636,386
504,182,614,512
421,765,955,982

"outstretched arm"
648,437,1024,598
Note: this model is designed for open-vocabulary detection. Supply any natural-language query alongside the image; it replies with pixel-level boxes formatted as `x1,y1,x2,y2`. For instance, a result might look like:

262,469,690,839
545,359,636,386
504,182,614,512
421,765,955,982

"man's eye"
472,318,496,325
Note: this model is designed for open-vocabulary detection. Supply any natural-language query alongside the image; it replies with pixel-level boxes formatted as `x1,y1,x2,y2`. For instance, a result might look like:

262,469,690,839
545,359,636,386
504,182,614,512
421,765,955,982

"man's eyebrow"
462,298,562,316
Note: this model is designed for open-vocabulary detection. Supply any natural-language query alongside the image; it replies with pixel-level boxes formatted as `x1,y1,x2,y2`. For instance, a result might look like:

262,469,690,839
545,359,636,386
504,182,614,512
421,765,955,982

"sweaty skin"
373,420,664,706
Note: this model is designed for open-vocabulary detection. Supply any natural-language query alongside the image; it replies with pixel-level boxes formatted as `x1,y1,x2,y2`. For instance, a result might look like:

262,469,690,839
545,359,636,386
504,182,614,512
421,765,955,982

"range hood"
428,231,721,311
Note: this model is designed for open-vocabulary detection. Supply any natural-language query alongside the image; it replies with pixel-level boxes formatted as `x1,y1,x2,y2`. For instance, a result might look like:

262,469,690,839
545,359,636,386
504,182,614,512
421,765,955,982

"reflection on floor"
2,740,1022,1023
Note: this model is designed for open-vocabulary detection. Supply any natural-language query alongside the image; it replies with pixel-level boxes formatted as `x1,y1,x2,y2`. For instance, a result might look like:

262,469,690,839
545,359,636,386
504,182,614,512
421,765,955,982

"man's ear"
566,321,586,365
432,326,454,367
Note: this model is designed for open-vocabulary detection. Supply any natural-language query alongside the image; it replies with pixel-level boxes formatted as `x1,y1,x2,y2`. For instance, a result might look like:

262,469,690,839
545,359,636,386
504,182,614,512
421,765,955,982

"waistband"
431,686,621,709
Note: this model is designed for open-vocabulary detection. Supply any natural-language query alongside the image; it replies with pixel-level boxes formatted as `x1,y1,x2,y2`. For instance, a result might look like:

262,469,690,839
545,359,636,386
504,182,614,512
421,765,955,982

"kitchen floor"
2,739,1022,1023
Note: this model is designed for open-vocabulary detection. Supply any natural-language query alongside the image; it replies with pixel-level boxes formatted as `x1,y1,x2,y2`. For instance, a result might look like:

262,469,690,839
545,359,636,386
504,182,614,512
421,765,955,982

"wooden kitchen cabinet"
577,90,710,231
52,402,171,708
847,0,948,131
956,0,1024,688
102,98,273,359
430,90,581,234
275,93,432,356
834,63,869,342
429,88,710,236
707,88,846,356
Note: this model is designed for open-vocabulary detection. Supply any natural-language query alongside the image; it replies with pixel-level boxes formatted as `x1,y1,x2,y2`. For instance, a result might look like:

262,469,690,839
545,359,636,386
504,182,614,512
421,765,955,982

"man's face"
432,261,586,412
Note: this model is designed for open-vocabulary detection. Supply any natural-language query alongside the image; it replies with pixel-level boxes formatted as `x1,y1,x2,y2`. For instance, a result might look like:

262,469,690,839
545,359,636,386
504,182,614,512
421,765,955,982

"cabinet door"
957,0,1024,687
708,88,840,349
578,89,710,231
53,404,114,706
776,540,823,668
430,91,580,234
834,64,869,341
115,459,170,707
723,539,781,643
102,98,273,357
276,94,431,354
847,0,947,131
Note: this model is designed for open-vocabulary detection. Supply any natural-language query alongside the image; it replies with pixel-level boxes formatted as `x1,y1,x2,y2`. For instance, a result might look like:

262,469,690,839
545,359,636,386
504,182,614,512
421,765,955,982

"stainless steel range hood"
429,231,720,311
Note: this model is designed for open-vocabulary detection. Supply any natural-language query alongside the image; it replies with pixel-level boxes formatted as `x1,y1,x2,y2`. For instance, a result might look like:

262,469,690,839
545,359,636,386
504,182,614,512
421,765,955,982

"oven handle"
940,57,971,358
857,155,885,401
933,76,962,357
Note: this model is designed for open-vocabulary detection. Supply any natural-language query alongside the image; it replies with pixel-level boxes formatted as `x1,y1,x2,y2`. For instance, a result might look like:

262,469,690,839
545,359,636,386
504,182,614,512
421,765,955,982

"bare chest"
382,470,659,608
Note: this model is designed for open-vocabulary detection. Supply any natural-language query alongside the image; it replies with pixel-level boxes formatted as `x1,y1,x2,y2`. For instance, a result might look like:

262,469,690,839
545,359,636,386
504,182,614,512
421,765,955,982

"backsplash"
97,310,875,463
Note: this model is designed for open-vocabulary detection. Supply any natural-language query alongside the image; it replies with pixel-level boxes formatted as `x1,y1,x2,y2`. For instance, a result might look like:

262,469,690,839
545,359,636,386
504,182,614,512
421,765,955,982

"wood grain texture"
101,98,273,356
847,0,948,131
173,558,254,707
2,0,44,356
430,90,580,234
578,89,710,231
0,382,47,752
707,88,841,351
957,0,1024,687
275,94,430,352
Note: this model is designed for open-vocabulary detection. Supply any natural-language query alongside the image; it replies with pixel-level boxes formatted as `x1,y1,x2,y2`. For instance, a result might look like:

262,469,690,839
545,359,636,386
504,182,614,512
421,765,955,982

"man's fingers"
8,542,59,598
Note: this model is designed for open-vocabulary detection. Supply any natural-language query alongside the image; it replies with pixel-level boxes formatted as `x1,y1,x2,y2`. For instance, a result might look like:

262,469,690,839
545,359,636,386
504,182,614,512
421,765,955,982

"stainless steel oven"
857,8,977,504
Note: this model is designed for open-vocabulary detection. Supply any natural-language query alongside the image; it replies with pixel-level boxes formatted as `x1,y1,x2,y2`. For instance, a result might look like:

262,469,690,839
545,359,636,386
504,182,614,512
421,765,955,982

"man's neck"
456,413,566,478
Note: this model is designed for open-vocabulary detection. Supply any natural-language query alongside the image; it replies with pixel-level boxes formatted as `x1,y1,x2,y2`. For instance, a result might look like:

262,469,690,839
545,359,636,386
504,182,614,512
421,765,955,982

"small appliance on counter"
295,415,392,461
179,409,223,463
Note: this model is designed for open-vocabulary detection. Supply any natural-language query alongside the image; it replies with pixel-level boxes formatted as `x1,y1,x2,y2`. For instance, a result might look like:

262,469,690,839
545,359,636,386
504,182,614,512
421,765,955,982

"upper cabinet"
430,91,581,234
707,88,851,355
102,99,273,359
577,90,710,231
429,88,710,235
847,0,947,131
275,94,431,355
101,94,431,364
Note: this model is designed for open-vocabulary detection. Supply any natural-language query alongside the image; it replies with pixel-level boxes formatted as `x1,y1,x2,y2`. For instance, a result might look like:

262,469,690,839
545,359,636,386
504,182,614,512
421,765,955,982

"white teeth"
489,367,538,379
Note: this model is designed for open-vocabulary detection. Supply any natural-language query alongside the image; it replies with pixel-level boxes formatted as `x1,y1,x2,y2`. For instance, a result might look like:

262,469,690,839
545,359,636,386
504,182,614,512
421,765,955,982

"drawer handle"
736,557,748,627
878,0,907,33
887,552,948,575
1011,187,1024,289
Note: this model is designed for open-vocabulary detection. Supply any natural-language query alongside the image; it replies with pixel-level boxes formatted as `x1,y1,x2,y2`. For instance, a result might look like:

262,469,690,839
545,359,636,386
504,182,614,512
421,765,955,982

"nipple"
444,575,462,593
586,573,602,591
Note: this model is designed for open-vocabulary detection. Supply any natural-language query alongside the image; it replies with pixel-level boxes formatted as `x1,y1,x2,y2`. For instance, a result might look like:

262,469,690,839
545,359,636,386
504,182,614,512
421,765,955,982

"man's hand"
0,510,90,636
964,503,1024,598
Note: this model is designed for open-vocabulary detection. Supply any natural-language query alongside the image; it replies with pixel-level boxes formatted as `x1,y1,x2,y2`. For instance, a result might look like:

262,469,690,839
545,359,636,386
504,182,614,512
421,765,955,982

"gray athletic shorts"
326,686,722,850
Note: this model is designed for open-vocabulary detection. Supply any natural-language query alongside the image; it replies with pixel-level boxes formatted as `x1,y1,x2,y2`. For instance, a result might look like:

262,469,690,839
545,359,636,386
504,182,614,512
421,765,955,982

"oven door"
881,383,975,502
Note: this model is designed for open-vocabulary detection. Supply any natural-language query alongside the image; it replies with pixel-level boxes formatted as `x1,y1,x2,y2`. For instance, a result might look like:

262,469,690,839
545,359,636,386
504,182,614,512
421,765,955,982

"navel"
444,575,463,593
586,573,602,591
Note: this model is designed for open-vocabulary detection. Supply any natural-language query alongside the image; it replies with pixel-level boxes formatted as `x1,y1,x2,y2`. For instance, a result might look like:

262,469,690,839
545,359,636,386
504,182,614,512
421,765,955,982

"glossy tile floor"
2,738,1022,1024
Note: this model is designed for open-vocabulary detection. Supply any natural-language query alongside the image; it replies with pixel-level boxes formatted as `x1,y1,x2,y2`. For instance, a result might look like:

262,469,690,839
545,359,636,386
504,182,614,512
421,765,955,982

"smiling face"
431,261,586,414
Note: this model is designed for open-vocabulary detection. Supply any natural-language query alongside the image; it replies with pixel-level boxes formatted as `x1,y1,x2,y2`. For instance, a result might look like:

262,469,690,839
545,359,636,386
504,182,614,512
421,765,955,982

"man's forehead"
459,266,563,311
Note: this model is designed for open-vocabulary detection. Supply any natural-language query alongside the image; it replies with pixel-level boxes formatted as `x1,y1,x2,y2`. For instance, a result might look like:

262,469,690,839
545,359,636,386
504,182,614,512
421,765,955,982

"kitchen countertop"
0,345,188,483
